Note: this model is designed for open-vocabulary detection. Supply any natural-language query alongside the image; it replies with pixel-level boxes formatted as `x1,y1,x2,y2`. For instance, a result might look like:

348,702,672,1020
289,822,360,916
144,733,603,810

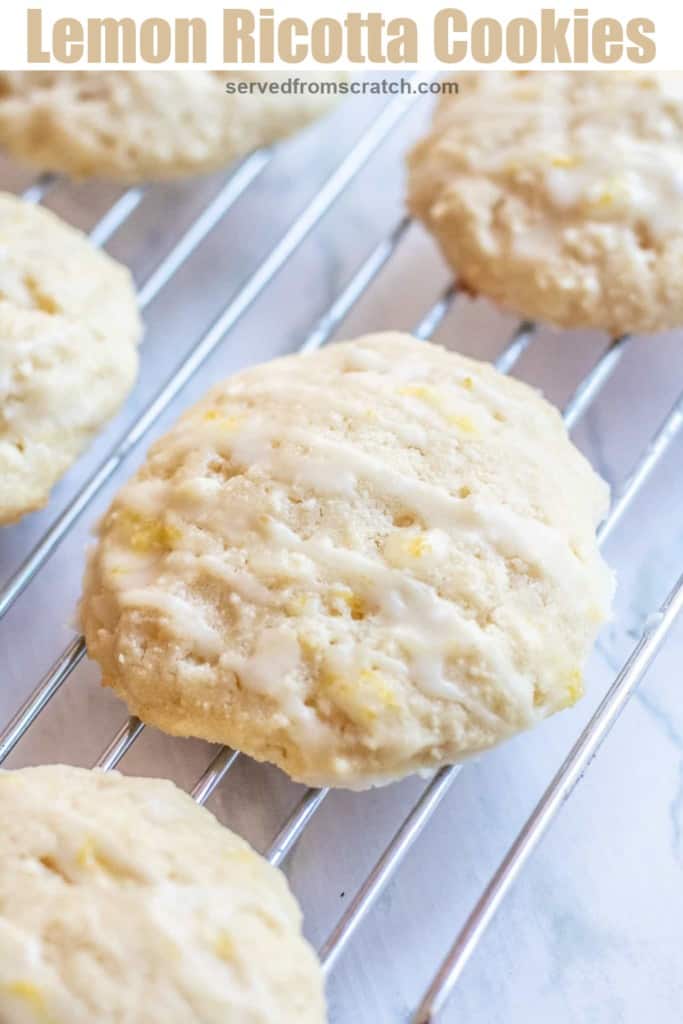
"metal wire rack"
1,79,682,1023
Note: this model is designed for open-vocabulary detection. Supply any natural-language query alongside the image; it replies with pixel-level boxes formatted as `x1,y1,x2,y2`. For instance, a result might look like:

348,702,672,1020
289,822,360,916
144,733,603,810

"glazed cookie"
0,192,142,525
407,71,683,336
0,765,325,1024
0,71,344,182
81,334,614,789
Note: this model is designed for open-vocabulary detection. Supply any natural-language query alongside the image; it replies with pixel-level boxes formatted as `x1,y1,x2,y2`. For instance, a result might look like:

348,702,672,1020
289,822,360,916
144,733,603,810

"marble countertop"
1,84,682,1024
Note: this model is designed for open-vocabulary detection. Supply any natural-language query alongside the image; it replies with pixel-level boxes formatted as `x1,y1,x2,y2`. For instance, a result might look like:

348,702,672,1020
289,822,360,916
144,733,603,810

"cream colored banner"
3,1,679,69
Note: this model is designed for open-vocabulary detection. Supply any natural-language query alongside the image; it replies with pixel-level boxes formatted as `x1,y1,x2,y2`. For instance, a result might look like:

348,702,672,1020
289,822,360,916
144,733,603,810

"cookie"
407,71,683,336
0,192,142,525
0,765,325,1024
0,71,344,182
80,333,614,789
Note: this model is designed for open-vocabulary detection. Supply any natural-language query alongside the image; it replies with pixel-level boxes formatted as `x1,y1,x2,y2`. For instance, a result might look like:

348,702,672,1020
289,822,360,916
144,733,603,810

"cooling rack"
1,75,682,1023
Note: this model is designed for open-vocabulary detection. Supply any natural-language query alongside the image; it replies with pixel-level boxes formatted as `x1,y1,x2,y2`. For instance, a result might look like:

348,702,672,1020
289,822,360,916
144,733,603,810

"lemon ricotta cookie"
408,71,683,336
0,765,325,1024
0,71,344,182
81,333,614,789
0,192,141,525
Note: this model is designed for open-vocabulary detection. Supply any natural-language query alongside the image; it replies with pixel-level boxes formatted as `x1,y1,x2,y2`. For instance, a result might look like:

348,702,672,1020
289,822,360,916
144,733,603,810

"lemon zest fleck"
4,981,46,1013
77,838,123,877
114,510,180,554
203,409,242,430
551,154,582,169
214,932,235,962
407,535,430,558
399,385,476,433
324,668,400,725
563,669,584,708
448,414,476,434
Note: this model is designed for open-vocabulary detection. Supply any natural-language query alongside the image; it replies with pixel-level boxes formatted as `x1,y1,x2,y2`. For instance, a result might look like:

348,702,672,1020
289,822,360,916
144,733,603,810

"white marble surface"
1,83,682,1024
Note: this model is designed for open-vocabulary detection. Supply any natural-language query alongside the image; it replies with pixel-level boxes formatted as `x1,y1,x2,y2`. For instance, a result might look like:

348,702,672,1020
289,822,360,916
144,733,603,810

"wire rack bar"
563,335,629,430
19,176,144,250
191,747,241,804
266,787,331,868
300,214,411,353
413,568,683,1023
20,173,56,204
87,187,146,249
598,392,683,547
0,637,85,763
96,716,144,773
413,284,458,341
320,766,459,973
0,86,429,628
93,715,140,772
136,151,271,310
561,341,627,421
494,321,536,374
